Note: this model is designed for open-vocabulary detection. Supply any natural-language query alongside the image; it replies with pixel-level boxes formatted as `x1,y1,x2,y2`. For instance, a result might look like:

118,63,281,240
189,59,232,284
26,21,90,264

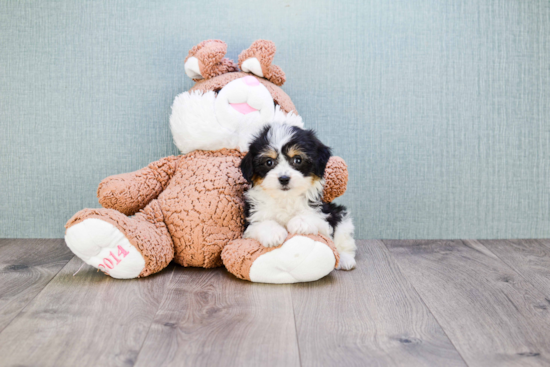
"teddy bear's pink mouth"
230,103,258,115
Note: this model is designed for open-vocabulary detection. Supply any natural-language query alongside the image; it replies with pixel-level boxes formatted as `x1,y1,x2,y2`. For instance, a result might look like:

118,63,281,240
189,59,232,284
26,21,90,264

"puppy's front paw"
262,227,288,248
244,221,288,248
287,216,319,236
337,252,356,270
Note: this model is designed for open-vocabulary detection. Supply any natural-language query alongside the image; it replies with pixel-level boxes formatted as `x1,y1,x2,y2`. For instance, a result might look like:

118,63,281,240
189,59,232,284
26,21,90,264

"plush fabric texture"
98,156,180,216
189,72,297,114
238,40,286,86
158,149,248,268
322,156,349,203
184,40,239,81
169,88,304,155
222,234,340,281
65,200,174,278
170,91,242,154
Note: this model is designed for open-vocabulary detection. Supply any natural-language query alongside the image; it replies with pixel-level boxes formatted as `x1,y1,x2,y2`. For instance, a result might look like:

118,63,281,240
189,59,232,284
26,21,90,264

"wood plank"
0,239,73,332
291,240,466,367
134,267,301,367
386,239,550,367
0,239,17,248
478,239,550,298
0,256,174,367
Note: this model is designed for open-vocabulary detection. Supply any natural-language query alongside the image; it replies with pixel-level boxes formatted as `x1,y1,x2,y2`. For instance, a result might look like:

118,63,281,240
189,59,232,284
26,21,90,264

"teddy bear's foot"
222,234,339,284
65,218,146,279
65,201,174,279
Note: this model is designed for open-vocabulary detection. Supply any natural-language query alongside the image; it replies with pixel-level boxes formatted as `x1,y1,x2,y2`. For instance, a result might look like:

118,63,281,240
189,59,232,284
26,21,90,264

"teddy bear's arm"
97,156,180,215
322,156,349,203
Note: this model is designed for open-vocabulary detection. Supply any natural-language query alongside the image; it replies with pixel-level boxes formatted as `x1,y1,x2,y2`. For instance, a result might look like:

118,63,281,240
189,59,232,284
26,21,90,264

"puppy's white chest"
272,199,309,224
247,189,312,225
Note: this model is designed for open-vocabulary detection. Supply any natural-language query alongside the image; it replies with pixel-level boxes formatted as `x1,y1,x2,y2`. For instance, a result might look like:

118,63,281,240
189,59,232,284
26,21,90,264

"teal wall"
1,0,549,239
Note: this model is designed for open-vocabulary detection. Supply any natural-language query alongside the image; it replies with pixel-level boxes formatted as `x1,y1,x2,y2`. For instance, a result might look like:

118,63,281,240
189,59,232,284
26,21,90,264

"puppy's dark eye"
266,159,274,167
293,156,302,165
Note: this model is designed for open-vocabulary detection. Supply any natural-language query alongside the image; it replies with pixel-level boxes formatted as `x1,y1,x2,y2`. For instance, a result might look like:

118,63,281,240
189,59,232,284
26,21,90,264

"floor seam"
290,287,303,367
0,249,75,335
132,264,177,367
380,240,471,367
470,239,550,302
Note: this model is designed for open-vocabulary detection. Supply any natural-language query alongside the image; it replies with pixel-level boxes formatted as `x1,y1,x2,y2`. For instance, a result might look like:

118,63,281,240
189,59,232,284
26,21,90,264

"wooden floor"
1,239,550,366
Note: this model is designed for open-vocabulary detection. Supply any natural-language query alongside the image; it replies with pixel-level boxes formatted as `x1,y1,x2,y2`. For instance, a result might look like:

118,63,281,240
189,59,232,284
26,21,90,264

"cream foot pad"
222,234,339,284
65,218,145,279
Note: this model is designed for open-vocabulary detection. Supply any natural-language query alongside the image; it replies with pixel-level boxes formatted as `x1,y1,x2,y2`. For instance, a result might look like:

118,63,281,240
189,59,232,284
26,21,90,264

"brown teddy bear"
65,40,350,283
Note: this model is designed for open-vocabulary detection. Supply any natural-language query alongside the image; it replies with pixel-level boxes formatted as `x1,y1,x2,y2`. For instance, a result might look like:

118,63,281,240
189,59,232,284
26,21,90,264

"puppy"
240,123,356,270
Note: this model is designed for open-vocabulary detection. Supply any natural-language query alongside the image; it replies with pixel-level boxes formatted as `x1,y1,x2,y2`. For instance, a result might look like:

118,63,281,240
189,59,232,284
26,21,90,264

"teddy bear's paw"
249,235,336,284
322,156,349,202
65,218,145,279
336,251,356,270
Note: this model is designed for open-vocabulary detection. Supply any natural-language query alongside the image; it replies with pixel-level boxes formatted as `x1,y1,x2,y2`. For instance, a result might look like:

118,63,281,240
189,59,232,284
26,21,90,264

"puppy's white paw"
259,225,289,248
287,216,319,235
337,251,356,270
244,220,288,248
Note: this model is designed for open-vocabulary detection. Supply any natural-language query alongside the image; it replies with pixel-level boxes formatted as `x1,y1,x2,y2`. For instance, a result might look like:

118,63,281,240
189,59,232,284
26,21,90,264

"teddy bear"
64,39,350,283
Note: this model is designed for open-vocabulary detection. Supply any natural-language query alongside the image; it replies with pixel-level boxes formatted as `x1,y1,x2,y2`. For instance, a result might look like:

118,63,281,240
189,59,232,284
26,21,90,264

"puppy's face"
241,124,331,196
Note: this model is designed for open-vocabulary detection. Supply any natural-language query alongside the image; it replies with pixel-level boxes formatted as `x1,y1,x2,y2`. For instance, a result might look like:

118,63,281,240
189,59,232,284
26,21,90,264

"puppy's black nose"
278,175,290,186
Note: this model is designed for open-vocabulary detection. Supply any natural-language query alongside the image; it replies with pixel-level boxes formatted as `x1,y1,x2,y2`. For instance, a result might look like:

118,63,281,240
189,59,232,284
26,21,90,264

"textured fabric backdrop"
1,0,549,239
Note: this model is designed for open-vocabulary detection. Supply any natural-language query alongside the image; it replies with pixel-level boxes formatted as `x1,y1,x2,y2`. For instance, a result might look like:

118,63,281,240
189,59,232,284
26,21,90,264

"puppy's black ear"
240,152,255,183
315,143,332,178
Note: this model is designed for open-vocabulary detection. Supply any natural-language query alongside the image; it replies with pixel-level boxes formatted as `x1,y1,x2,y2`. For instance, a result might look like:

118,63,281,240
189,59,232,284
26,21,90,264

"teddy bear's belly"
157,149,247,268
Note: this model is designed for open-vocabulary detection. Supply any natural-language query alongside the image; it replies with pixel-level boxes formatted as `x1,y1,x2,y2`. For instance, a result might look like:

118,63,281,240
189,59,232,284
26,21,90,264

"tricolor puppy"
240,123,356,270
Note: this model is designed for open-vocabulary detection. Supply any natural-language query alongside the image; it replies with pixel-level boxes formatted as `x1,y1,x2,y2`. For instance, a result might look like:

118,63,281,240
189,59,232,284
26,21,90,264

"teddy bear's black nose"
278,175,290,186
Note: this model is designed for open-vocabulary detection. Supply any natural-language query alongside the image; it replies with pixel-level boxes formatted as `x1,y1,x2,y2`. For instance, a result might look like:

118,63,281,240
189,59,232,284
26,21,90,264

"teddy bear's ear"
184,40,239,81
238,40,286,86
